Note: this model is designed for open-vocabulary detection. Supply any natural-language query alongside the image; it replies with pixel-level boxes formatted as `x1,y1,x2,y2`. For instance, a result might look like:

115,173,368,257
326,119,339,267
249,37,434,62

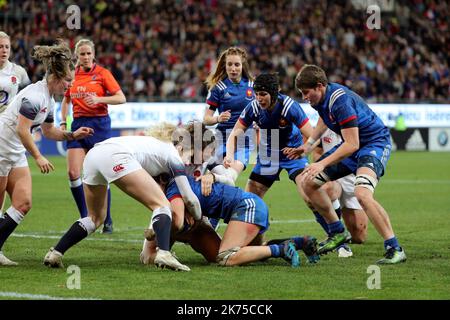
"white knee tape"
151,206,172,224
216,247,240,266
313,171,330,187
77,217,96,235
355,174,378,193
6,206,24,224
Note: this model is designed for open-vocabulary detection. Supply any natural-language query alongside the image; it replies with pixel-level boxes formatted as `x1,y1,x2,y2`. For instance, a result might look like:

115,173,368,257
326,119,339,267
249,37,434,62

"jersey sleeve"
19,97,40,120
44,108,54,123
332,95,358,129
102,69,121,95
238,100,257,127
165,180,182,201
17,66,31,88
287,101,309,129
206,86,221,110
167,149,187,178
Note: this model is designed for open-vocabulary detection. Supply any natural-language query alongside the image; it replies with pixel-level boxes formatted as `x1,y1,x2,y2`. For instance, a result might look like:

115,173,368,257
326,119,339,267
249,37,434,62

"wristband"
306,137,316,146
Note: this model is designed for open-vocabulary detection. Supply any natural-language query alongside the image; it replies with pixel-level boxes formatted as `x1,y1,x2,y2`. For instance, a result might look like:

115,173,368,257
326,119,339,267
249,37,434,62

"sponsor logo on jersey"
11,76,17,85
40,107,48,113
113,164,125,173
323,136,332,144
224,92,231,99
92,75,97,81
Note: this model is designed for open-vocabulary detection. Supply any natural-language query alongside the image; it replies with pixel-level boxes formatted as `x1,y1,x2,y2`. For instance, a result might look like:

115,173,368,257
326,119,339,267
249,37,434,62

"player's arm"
317,127,359,168
60,95,71,130
311,142,324,162
17,115,54,174
173,175,202,221
41,122,94,141
86,89,126,106
224,119,248,168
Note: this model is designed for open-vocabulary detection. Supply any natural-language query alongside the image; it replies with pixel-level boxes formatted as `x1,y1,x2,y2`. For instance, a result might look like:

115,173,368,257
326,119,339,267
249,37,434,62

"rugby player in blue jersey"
203,47,256,229
141,174,320,268
293,64,406,264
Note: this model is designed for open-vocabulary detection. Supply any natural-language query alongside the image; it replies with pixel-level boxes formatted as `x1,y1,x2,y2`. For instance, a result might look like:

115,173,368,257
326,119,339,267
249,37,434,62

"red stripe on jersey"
339,115,357,126
297,118,309,129
238,118,249,127
168,195,182,202
206,100,218,107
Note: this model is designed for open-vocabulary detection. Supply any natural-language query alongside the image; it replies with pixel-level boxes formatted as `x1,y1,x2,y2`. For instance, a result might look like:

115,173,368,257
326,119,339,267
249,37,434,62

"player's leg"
354,156,405,264
67,147,89,218
0,167,32,266
44,183,108,268
245,160,278,198
114,170,189,271
301,160,352,254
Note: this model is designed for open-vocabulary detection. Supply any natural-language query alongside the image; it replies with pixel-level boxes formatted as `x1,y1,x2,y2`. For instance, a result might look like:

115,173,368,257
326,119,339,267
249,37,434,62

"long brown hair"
205,47,254,90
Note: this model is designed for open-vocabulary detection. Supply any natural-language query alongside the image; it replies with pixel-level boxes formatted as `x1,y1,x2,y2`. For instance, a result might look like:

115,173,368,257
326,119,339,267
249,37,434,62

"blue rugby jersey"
238,93,309,157
206,77,254,143
165,176,243,222
313,83,389,146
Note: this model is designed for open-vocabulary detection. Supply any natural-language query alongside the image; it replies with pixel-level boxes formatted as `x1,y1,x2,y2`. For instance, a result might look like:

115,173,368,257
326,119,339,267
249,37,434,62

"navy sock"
104,188,113,225
70,183,87,218
269,244,285,257
152,214,172,251
313,211,331,236
208,217,219,230
335,207,342,220
0,214,19,251
328,220,345,235
54,221,89,254
384,237,400,251
291,236,305,250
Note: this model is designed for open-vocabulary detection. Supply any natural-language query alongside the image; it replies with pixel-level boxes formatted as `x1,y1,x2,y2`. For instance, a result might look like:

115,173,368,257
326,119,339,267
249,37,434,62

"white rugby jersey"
0,60,30,109
320,128,343,153
0,79,55,154
96,136,186,178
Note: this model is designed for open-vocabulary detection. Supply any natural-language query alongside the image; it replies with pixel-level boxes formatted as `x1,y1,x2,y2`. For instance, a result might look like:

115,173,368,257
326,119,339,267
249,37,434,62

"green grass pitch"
0,151,449,300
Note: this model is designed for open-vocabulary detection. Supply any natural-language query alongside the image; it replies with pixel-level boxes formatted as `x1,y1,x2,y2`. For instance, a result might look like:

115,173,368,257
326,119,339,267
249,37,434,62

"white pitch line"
10,219,316,243
0,291,100,300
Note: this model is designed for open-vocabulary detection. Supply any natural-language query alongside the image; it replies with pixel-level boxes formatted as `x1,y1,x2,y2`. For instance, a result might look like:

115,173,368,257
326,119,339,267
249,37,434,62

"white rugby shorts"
337,174,362,210
82,143,142,185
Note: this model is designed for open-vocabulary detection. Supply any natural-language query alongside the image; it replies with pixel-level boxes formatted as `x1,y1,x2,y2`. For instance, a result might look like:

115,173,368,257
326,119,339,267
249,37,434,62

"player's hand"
196,173,214,196
73,127,94,140
60,123,66,130
35,155,55,174
218,110,231,123
223,155,233,169
83,94,99,107
282,146,305,160
301,162,325,181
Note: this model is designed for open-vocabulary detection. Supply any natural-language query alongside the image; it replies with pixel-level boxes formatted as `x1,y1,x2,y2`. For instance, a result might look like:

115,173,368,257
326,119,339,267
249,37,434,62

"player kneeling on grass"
141,175,320,268
43,122,211,272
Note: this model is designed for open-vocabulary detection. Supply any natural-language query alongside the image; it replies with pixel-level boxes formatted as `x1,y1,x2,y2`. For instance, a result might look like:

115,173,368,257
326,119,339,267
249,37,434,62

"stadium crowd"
1,0,448,103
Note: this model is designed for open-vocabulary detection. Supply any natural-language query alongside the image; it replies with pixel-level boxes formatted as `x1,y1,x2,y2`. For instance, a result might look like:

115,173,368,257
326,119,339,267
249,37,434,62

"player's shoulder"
212,78,228,92
279,94,299,116
327,83,350,110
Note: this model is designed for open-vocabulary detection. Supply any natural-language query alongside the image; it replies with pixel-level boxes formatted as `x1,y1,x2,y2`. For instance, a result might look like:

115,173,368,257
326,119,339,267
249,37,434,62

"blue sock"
209,217,219,230
70,179,87,218
313,211,331,236
328,220,345,235
104,188,113,225
335,207,342,220
152,213,172,251
269,244,284,257
291,236,305,250
384,237,400,251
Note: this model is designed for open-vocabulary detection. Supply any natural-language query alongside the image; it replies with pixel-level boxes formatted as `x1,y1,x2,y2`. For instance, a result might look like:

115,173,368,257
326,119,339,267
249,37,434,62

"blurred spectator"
1,0,448,103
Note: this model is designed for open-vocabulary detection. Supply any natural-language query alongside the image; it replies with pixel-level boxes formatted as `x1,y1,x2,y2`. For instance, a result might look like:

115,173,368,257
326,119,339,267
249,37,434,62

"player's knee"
354,187,374,209
14,200,31,215
216,247,240,266
350,226,367,244
68,169,81,181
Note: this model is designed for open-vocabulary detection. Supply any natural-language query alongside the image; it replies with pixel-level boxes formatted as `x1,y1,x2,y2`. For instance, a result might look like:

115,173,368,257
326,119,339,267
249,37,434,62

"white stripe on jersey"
282,97,294,117
251,100,259,116
217,81,227,91
244,198,255,223
328,88,345,112
248,81,253,87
